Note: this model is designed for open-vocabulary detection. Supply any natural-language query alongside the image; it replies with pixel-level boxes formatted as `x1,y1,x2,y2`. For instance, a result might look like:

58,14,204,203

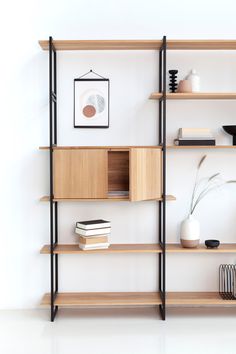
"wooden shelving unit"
39,36,236,322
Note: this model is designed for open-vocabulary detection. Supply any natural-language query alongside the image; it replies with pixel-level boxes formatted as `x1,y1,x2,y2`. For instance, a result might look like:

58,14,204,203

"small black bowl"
205,239,220,249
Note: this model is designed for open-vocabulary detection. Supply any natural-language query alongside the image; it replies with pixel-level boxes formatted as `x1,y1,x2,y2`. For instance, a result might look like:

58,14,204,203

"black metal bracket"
158,35,167,321
49,36,58,322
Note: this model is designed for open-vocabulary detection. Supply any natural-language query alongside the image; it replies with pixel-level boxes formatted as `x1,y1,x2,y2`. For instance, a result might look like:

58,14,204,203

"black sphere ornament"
169,70,178,93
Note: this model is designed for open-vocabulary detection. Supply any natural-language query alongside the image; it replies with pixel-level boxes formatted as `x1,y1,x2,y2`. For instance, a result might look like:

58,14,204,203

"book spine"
174,139,216,146
79,235,108,244
75,227,111,236
76,222,111,230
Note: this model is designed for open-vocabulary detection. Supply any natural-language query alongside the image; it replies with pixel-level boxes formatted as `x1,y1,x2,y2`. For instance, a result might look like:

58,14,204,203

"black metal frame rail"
49,36,58,322
158,36,167,320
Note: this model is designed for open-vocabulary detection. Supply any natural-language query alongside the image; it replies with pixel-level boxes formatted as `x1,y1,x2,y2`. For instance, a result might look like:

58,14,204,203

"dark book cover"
174,139,216,146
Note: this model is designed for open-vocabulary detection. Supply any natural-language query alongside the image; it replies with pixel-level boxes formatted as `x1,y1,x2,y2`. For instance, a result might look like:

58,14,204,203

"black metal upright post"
49,36,58,321
158,36,167,320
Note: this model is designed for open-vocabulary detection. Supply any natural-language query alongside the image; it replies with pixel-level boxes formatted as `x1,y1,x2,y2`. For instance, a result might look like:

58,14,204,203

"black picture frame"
74,78,110,128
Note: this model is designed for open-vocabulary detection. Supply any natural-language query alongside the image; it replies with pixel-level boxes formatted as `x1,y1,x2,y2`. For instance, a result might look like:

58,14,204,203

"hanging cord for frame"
77,69,106,79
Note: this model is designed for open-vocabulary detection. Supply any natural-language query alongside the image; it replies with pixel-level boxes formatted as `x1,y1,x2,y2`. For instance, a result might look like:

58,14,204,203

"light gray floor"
0,307,236,354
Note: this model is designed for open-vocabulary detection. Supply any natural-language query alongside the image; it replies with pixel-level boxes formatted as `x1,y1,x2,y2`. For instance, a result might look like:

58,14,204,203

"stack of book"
75,219,111,250
174,128,216,146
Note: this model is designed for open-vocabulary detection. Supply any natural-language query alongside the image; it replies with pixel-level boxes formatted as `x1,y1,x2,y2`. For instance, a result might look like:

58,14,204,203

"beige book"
79,235,108,245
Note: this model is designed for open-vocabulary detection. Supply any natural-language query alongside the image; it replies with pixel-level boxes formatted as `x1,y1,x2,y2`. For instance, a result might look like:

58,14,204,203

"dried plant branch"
189,156,236,215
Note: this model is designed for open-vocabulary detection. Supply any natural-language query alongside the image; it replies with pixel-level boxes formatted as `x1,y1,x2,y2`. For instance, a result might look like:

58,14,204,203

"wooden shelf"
40,243,162,254
39,39,236,51
39,40,163,51
41,292,161,306
40,195,176,202
167,145,236,149
41,291,236,307
39,145,162,150
150,92,236,100
166,292,236,305
40,243,236,254
167,243,236,253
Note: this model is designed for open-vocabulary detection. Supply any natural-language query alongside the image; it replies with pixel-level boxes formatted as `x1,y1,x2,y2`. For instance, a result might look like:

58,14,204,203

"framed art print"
74,77,110,128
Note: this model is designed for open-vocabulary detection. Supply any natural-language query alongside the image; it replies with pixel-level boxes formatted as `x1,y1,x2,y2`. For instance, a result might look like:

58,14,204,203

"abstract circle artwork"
74,78,109,128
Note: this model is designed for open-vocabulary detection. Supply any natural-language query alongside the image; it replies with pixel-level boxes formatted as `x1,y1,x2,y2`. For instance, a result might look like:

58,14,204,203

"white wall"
1,0,236,308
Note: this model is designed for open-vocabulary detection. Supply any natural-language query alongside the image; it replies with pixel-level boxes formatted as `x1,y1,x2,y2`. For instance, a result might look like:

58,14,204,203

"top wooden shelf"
38,39,236,51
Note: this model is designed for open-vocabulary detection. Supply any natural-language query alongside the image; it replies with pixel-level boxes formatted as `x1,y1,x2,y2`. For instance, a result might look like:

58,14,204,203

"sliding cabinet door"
129,148,162,201
53,149,108,199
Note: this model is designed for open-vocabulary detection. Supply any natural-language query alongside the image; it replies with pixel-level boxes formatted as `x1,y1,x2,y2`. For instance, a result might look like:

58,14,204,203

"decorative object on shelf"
75,219,111,250
219,264,236,300
177,79,192,93
74,70,110,128
180,215,200,248
180,155,236,248
222,125,236,145
205,239,220,249
168,70,178,93
174,127,216,146
186,69,200,92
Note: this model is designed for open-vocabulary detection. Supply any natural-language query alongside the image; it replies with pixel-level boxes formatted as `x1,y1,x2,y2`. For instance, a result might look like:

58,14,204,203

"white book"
75,227,111,236
178,137,215,140
79,242,110,250
179,128,213,138
76,219,111,230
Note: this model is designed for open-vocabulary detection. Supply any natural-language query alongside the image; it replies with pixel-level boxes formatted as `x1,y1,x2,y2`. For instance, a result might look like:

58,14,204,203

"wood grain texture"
108,151,129,192
41,292,236,307
167,243,236,253
130,148,162,201
167,145,236,149
53,149,108,199
150,92,236,100
41,292,162,306
39,146,162,150
39,40,163,50
40,195,176,202
40,244,162,254
39,39,236,51
166,292,236,305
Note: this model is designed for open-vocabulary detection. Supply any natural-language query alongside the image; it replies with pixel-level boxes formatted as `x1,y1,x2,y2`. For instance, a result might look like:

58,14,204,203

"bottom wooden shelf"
41,292,236,307
41,292,161,306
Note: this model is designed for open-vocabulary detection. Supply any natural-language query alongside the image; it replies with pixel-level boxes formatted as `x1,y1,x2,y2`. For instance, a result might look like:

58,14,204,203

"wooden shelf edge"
39,146,163,150
167,145,236,149
39,39,236,51
40,243,236,255
39,195,176,202
41,292,161,306
150,92,236,100
41,292,236,307
40,244,162,254
167,243,236,253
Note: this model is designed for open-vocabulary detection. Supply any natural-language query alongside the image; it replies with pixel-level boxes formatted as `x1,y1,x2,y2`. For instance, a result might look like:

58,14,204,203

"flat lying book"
75,227,111,236
174,139,216,146
76,219,111,230
178,137,214,140
179,128,213,138
79,235,108,245
78,242,110,250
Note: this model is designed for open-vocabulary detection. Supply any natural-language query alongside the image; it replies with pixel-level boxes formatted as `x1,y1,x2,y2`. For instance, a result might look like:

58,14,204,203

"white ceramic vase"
180,215,200,248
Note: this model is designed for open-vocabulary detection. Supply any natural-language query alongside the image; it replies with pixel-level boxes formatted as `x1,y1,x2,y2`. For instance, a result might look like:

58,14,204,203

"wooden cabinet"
53,147,162,201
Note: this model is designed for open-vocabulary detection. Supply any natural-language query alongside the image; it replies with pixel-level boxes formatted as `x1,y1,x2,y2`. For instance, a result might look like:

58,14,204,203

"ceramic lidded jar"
180,215,200,248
